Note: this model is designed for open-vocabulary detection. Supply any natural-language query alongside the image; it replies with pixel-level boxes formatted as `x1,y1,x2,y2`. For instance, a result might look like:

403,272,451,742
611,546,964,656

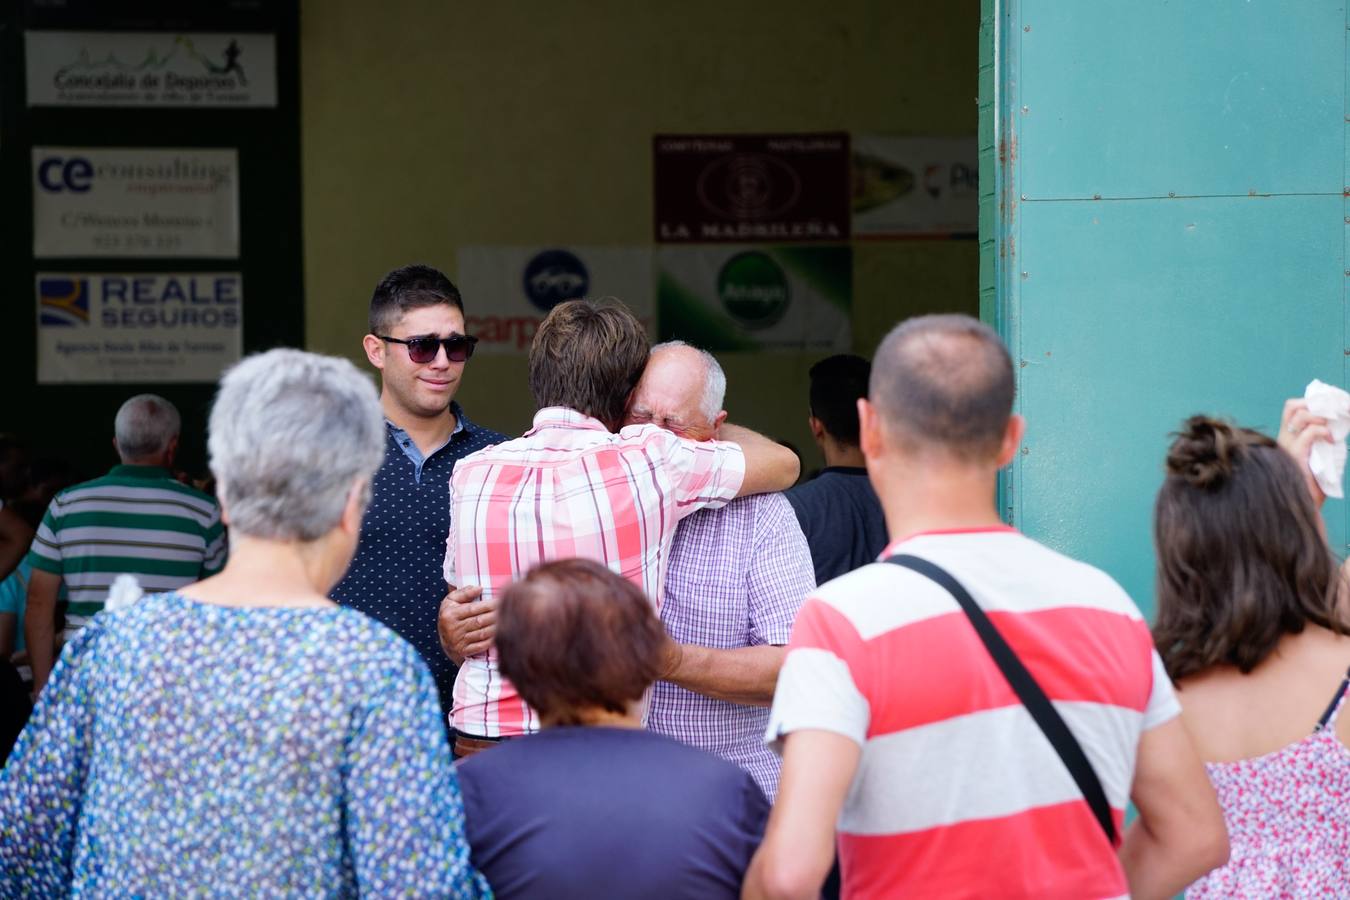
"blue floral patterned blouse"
0,593,492,898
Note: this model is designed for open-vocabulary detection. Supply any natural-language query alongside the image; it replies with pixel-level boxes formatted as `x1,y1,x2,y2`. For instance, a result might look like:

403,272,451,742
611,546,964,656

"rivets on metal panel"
1021,447,1030,455
1021,271,1029,279
1169,192,1176,198
1024,25,1031,32
1344,217,1350,224
1021,105,1029,114
1092,193,1101,200
1019,359,1028,368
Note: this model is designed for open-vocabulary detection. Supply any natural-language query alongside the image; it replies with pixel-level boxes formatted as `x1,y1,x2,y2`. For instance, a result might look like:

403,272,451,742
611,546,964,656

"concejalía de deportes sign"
32,148,240,259
25,31,277,108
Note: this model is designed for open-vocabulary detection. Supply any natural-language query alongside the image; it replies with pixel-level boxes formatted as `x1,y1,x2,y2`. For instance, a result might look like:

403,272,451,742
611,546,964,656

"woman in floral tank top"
1153,408,1350,897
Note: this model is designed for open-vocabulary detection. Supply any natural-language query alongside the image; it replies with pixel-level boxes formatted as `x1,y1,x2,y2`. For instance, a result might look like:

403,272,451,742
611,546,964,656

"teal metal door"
988,1,1349,615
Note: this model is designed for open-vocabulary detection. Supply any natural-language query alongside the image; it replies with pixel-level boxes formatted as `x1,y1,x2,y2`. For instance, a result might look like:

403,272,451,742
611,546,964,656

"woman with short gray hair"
0,349,489,898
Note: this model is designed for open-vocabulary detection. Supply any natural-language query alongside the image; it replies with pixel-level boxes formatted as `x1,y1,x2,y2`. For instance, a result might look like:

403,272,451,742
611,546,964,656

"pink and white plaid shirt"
443,406,746,737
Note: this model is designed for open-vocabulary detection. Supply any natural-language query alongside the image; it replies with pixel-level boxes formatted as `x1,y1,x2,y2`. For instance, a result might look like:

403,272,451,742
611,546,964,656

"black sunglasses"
376,333,479,363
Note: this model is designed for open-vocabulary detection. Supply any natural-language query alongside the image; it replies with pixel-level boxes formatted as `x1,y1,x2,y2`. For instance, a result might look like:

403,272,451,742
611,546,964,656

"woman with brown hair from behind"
453,557,770,899
1154,406,1350,897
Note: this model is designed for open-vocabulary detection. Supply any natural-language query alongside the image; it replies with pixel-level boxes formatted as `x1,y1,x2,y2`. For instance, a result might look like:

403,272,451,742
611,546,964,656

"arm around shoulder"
720,424,799,497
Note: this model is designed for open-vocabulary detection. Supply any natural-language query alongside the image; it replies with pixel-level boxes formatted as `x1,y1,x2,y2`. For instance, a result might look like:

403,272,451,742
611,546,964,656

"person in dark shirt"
330,265,505,718
785,354,887,584
456,558,768,900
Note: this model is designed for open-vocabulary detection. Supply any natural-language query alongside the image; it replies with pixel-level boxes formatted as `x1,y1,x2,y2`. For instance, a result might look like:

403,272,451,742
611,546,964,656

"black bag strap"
886,553,1118,845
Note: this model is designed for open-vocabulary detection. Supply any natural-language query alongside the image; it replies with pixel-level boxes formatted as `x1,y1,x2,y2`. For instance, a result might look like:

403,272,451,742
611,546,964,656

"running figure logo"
214,39,247,85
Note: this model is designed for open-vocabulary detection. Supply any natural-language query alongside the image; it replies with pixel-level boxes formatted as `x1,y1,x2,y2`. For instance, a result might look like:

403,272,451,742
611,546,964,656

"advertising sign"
25,31,277,108
36,273,243,384
653,133,850,243
32,148,239,258
657,246,851,352
852,135,978,237
456,246,654,354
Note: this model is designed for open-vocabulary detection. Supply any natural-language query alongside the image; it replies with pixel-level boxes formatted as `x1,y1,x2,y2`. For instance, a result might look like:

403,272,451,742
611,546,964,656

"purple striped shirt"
648,492,815,798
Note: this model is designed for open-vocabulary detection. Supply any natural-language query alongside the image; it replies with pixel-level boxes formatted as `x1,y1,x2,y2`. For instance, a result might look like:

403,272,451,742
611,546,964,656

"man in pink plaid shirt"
439,300,799,754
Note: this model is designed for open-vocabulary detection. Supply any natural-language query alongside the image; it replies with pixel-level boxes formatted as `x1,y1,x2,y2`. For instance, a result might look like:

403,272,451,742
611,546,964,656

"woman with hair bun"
1154,405,1350,897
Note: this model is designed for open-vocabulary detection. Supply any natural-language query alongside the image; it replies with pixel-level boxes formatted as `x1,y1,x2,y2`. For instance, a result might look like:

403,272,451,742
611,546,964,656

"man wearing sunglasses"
332,264,506,722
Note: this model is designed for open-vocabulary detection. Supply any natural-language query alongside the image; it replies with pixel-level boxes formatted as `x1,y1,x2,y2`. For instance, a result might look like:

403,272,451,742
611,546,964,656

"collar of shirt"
524,406,611,436
878,524,1019,558
388,401,471,482
108,464,173,480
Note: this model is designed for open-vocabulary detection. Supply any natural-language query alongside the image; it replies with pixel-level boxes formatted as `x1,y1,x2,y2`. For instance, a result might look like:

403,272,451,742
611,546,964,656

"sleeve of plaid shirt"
648,429,746,516
748,494,816,647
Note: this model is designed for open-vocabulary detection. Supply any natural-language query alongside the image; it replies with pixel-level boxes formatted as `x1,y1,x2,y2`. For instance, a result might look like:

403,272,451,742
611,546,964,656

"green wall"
300,1,979,466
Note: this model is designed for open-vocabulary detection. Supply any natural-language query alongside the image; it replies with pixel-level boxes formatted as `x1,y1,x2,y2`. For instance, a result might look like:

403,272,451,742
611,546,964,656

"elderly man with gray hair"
24,393,225,696
628,341,816,799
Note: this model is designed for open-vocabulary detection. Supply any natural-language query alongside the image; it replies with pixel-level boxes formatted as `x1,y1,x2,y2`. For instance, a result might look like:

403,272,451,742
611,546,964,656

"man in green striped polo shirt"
25,394,225,697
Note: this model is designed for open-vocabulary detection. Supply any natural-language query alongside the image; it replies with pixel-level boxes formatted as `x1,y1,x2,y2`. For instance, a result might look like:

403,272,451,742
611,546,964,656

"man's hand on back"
437,584,496,666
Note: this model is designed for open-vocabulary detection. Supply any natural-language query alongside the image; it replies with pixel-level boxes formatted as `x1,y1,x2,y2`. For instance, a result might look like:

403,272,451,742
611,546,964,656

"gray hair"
114,394,181,460
208,349,385,541
652,340,727,422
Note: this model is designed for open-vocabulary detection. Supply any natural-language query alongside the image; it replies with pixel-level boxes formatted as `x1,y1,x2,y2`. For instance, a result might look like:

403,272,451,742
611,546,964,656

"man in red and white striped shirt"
441,300,799,747
744,315,1229,900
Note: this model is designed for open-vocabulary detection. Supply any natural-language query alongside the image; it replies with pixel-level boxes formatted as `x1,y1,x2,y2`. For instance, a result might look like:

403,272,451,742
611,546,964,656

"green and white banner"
657,246,851,352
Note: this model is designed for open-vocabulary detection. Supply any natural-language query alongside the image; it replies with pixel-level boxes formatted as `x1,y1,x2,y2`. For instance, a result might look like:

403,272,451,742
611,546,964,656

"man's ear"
712,410,728,434
362,334,386,370
808,415,827,444
995,414,1026,469
857,399,882,461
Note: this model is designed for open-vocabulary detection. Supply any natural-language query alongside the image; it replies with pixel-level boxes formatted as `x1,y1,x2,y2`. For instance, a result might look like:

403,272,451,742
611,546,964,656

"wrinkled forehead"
632,361,707,419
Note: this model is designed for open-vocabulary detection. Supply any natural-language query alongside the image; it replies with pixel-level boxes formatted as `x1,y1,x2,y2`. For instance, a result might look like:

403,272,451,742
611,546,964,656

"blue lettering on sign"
97,275,243,330
522,249,589,313
36,156,93,193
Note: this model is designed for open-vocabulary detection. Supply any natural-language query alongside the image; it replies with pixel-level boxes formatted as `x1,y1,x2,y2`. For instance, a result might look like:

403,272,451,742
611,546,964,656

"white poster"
37,273,242,384
25,31,276,108
852,135,978,237
456,247,654,354
32,148,239,259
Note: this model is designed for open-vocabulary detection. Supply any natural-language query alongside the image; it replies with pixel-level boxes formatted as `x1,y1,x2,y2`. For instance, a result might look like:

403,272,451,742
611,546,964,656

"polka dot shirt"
331,403,505,715
0,592,491,897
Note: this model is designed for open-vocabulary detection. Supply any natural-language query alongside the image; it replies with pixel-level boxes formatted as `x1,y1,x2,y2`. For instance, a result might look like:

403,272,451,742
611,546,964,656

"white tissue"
104,573,145,612
1304,379,1350,499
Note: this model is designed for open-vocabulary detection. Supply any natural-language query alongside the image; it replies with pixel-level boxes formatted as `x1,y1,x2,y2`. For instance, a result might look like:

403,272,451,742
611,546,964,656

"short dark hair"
1153,416,1348,681
870,314,1014,461
528,299,649,431
809,354,871,446
495,558,665,725
368,264,464,335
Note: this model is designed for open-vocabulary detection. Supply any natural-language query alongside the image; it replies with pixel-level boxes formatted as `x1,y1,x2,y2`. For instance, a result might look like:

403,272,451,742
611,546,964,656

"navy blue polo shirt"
784,466,889,585
331,402,505,715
